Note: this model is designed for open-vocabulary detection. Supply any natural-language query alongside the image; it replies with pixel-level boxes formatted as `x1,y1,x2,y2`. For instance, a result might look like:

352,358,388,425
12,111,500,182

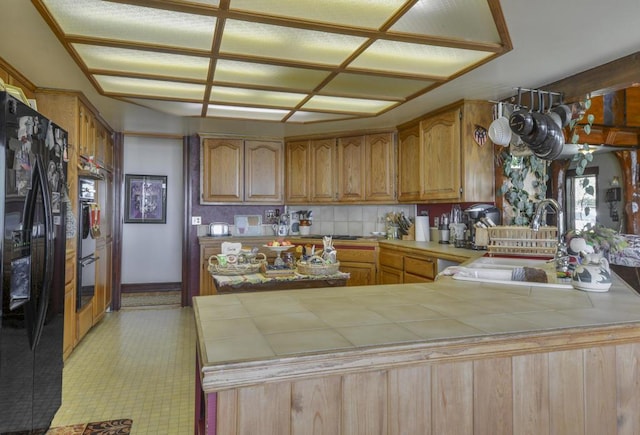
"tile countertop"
194,261,640,391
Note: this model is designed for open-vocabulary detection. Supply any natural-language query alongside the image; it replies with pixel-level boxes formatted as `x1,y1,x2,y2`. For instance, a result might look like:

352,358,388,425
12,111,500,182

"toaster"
208,222,230,236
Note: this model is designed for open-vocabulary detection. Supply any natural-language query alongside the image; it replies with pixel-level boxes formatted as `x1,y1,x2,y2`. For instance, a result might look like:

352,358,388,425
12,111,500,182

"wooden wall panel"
584,346,617,435
474,357,513,435
512,353,550,435
291,377,341,435
342,370,387,435
616,343,640,435
432,361,473,435
549,350,585,435
237,383,291,435
217,390,237,435
388,365,431,435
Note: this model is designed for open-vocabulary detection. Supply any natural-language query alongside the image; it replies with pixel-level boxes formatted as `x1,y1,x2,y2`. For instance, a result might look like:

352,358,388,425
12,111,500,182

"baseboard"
121,282,181,294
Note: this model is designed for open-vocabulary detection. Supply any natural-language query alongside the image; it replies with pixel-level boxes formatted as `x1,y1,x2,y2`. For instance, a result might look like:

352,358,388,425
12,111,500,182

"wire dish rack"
487,226,558,257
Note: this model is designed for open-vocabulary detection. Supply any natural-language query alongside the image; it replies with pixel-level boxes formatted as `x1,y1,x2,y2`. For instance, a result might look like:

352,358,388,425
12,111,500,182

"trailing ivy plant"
570,98,595,176
499,151,549,225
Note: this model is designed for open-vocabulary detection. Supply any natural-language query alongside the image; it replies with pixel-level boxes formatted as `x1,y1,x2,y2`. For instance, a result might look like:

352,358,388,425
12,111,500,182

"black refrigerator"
0,92,68,433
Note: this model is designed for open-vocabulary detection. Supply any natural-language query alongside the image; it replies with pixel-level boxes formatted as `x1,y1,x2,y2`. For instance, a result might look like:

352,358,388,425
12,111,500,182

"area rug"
121,291,181,308
46,418,132,434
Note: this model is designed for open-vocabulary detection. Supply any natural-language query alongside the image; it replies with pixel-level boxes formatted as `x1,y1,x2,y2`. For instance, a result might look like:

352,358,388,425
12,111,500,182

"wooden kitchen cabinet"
287,132,394,204
379,245,440,284
397,100,494,203
285,138,337,203
334,243,378,286
337,132,395,203
35,89,115,354
379,248,404,284
201,137,283,204
310,138,337,202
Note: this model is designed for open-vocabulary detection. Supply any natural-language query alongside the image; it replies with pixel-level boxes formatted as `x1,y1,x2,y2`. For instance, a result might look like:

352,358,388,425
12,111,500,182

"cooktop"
298,234,360,240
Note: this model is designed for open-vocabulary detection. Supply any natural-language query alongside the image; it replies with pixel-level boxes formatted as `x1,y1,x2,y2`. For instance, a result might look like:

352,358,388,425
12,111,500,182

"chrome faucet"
531,198,569,274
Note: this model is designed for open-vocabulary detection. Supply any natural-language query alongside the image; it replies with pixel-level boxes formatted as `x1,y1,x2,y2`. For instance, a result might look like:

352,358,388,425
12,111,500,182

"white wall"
122,136,183,284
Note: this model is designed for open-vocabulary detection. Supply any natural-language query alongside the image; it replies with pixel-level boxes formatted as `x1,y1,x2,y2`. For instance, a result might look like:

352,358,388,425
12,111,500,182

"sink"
450,255,573,289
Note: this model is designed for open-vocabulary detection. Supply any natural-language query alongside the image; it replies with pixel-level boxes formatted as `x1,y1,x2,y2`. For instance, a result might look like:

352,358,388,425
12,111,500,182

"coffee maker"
463,204,501,249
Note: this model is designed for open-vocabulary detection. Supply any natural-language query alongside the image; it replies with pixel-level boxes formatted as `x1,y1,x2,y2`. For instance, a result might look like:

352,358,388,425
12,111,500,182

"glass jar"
283,252,295,269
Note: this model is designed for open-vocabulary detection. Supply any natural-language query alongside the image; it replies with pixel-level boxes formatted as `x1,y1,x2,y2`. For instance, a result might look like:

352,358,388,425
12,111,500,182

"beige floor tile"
52,307,195,434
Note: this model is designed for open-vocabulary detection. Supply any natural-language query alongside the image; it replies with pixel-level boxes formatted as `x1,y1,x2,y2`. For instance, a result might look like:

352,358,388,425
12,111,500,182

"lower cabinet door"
339,262,376,286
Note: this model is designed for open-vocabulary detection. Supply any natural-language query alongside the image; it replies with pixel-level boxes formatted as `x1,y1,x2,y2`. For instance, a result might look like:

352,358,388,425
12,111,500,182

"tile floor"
50,306,195,434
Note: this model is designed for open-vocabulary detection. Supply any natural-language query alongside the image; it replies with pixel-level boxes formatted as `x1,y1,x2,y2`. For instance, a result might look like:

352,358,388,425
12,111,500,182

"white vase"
572,252,612,292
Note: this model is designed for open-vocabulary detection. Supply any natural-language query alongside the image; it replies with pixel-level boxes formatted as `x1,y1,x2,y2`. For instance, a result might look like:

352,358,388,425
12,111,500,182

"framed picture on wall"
124,174,167,224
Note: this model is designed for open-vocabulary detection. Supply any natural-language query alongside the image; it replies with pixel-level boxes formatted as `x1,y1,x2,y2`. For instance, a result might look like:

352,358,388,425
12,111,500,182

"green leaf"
572,133,580,143
587,114,595,125
586,153,594,162
578,158,588,168
585,185,595,195
584,124,591,135
581,178,590,187
572,153,581,161
576,166,584,176
584,206,591,216
584,99,592,109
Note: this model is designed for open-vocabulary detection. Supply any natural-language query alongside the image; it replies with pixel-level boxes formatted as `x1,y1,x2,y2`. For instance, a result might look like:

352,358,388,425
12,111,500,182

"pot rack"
490,87,566,112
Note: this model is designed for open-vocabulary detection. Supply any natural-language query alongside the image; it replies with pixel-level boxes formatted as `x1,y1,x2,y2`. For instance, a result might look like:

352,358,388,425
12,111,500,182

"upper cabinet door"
244,140,283,203
310,138,337,203
420,108,461,201
365,132,395,202
201,138,244,203
285,140,311,203
337,135,366,202
397,123,422,202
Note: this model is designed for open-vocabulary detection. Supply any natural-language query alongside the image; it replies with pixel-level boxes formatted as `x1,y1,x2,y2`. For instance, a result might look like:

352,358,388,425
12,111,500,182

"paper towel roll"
415,216,430,242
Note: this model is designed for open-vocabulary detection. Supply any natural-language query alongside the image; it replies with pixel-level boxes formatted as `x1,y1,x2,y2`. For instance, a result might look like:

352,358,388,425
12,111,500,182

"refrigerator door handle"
21,156,54,350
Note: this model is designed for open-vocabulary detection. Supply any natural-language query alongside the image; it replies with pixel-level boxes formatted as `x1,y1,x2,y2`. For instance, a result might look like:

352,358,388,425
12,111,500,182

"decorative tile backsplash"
196,204,416,237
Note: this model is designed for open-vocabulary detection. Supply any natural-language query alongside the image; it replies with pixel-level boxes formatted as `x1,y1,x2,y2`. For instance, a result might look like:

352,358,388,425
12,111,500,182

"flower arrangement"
567,223,628,255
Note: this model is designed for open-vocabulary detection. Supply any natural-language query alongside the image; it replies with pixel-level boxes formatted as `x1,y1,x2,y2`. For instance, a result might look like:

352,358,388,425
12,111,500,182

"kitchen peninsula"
194,264,640,435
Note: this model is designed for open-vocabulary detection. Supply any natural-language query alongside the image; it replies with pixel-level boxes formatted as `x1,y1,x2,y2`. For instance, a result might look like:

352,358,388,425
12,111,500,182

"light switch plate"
191,216,202,225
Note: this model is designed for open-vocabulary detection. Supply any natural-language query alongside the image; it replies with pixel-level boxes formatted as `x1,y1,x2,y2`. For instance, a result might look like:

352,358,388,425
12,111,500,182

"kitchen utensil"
551,103,572,128
522,93,550,149
488,102,512,146
509,89,534,136
546,93,563,128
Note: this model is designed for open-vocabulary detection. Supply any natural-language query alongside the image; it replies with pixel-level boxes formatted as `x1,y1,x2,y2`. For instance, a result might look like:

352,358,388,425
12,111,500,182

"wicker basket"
296,256,340,276
487,226,558,257
208,253,266,276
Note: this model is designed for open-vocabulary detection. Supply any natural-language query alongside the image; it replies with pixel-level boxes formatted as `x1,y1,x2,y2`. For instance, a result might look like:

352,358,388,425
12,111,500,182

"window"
566,167,598,231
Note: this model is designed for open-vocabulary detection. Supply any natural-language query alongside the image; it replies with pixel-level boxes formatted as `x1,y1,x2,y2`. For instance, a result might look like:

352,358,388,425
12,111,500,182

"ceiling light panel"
207,104,289,121
323,73,435,100
303,95,396,114
125,98,205,117
390,0,501,43
220,20,367,65
94,75,205,100
42,0,216,50
288,111,358,123
209,87,306,108
350,40,493,77
229,0,406,29
73,44,210,81
213,60,330,91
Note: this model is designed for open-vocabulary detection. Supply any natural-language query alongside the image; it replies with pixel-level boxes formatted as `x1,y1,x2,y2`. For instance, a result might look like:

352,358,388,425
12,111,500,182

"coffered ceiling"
32,0,511,124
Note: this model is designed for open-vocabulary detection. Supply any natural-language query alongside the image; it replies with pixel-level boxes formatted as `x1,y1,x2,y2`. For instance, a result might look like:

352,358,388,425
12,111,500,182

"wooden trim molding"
121,282,181,293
